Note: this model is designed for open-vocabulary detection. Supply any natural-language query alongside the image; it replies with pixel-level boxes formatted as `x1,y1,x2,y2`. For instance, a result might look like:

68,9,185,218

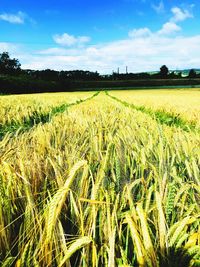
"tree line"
1,52,199,80
0,52,200,94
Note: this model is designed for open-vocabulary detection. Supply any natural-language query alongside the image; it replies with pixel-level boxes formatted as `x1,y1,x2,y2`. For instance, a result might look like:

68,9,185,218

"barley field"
0,90,200,267
111,89,200,128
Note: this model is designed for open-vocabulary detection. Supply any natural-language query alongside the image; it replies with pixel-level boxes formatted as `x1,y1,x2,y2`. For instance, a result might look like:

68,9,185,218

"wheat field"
0,90,199,267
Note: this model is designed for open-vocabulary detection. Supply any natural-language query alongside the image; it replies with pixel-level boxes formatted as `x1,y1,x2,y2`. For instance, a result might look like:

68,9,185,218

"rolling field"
0,90,200,267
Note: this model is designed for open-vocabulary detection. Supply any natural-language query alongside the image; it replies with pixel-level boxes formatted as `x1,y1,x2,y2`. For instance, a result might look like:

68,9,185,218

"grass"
0,91,199,266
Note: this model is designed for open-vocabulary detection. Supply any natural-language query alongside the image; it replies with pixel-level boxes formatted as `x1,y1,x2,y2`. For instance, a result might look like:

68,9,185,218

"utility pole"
126,66,128,74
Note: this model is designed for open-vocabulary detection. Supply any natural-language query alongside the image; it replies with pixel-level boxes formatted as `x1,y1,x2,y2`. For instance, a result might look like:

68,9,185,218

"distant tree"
137,72,150,79
40,69,59,81
159,65,169,78
168,71,177,79
177,71,182,78
188,69,196,78
0,52,21,75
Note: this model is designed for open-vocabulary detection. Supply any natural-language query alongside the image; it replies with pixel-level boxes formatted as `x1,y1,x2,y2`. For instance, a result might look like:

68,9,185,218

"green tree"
0,52,21,75
159,65,169,78
188,69,196,78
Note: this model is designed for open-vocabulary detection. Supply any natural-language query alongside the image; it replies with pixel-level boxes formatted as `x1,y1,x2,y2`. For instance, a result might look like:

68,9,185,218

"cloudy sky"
0,0,199,73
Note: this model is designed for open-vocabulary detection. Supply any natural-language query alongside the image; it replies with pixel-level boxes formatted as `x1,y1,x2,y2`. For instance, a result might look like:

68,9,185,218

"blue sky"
0,0,199,73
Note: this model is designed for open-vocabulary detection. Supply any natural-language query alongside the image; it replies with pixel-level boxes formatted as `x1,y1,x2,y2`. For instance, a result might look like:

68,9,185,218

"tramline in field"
0,90,199,267
111,89,200,128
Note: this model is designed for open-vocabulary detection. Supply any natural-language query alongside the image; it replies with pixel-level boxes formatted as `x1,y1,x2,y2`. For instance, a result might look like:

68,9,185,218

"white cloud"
152,1,165,14
19,33,200,74
158,22,181,35
154,6,193,36
78,36,91,44
130,6,192,39
0,11,25,24
171,7,193,22
129,27,152,38
53,33,76,46
53,33,90,46
0,42,19,53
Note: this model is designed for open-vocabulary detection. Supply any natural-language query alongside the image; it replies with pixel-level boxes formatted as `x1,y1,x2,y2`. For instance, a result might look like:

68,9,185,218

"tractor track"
0,91,99,141
106,91,199,133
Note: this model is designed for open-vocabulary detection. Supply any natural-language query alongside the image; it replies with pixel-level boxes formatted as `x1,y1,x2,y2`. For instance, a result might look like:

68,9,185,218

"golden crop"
0,90,199,266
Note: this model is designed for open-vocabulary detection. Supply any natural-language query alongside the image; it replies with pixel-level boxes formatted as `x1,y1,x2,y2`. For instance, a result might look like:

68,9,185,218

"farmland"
0,89,200,267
